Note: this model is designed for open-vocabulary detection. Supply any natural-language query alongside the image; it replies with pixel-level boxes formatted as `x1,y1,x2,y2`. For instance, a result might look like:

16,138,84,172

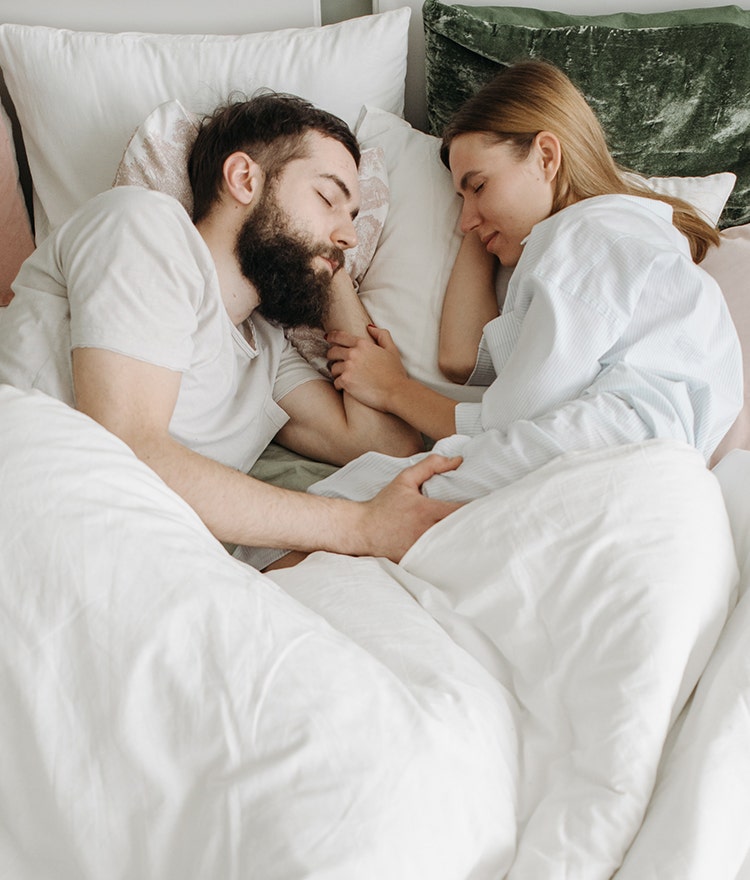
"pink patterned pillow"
1,104,34,307
283,145,390,374
113,100,390,374
704,224,750,462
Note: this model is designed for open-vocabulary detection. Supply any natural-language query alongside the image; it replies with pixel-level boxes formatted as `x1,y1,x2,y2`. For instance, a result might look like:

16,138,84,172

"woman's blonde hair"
440,59,719,262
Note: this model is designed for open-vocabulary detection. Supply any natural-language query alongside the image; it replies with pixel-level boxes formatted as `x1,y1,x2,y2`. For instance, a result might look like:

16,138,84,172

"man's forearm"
134,432,463,562
324,271,423,456
138,431,365,552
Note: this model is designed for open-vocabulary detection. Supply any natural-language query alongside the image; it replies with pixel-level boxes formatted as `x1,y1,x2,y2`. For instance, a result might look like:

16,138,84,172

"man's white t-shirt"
0,187,323,473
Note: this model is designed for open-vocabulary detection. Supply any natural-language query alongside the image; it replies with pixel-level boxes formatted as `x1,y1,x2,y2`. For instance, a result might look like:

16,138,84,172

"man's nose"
334,215,358,250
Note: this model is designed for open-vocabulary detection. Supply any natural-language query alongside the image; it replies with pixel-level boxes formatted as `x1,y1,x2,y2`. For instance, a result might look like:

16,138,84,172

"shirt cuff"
454,402,484,436
466,337,497,386
233,544,287,570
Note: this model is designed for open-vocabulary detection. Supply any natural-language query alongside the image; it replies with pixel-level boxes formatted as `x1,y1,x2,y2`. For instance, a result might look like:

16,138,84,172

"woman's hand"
327,325,460,442
326,325,408,412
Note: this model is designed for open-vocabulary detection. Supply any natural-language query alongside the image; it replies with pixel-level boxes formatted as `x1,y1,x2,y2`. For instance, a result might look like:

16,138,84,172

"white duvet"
0,383,747,879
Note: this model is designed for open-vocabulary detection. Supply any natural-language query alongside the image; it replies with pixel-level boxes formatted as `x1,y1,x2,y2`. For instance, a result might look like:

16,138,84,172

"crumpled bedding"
0,383,745,879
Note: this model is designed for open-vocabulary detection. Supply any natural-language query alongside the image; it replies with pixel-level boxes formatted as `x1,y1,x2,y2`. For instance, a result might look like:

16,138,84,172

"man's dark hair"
188,91,360,223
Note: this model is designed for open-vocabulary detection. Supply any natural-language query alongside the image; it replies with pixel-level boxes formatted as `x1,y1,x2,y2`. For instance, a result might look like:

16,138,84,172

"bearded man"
0,93,461,565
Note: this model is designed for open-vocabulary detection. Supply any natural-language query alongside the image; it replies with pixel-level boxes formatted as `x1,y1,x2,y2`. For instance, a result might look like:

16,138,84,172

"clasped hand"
326,324,407,411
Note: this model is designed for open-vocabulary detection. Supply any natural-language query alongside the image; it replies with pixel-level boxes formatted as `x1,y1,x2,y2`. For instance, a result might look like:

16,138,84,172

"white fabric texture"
0,10,410,241
457,194,742,456
0,382,739,878
625,169,736,228
613,448,750,878
398,438,738,878
0,384,516,880
0,186,321,473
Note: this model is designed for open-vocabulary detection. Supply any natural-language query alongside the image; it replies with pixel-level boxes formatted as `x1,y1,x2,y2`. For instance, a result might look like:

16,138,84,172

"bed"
1,2,749,877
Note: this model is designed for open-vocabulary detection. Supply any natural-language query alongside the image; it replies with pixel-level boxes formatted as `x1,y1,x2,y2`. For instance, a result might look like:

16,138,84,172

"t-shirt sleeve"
61,189,210,372
272,335,327,403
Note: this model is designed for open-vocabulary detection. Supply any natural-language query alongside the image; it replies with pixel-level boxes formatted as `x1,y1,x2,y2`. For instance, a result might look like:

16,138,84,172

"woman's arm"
438,231,499,384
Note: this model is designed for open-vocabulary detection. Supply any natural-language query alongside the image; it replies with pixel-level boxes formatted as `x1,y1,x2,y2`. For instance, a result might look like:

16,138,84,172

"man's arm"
72,346,460,559
274,270,424,465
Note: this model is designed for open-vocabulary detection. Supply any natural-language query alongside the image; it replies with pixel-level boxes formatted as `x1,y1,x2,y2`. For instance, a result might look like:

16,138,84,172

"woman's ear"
222,151,263,207
534,131,562,182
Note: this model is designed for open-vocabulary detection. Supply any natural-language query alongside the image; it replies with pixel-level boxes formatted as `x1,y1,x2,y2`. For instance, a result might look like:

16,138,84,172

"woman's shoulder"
525,194,683,269
555,194,674,235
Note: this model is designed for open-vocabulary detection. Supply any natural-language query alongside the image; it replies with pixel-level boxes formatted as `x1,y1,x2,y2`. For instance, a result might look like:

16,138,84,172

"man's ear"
222,151,263,207
534,131,562,182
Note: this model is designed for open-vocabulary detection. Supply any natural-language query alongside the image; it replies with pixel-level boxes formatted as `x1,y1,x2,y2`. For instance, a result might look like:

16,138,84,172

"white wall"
0,0,322,31
322,0,371,24
0,0,373,31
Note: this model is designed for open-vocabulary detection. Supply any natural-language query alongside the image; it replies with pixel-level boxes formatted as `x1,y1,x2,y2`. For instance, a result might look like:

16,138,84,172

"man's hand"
351,454,465,561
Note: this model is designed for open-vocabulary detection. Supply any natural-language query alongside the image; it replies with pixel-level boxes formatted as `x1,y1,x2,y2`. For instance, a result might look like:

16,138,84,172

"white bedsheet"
614,448,750,879
0,383,745,879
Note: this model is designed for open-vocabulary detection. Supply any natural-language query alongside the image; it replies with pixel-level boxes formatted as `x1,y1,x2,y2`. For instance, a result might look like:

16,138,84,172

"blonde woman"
322,60,742,502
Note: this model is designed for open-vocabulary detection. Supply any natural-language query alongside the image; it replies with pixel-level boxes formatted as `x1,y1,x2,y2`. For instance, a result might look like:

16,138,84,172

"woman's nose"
460,200,480,235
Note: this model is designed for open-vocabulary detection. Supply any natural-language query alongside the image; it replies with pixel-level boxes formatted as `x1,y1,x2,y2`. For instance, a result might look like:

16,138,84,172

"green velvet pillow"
423,1,750,227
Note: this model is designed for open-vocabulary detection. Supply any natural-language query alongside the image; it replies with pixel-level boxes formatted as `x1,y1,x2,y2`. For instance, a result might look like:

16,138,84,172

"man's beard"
235,186,345,329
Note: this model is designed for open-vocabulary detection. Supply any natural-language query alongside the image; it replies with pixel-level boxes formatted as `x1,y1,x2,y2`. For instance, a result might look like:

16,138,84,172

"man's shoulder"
84,185,191,221
56,185,202,258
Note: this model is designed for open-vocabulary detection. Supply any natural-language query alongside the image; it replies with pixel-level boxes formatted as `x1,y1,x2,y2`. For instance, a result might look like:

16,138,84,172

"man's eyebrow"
319,172,360,219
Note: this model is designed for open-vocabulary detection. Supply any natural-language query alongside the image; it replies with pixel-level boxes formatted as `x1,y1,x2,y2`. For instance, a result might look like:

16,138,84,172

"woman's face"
449,131,558,267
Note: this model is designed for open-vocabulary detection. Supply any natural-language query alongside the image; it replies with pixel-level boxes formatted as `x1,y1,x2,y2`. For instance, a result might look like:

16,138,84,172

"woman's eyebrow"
459,170,480,192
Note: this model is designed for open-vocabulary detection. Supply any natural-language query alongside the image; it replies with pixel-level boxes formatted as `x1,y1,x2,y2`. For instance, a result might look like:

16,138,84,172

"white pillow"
625,170,737,228
0,10,409,241
355,107,476,401
356,106,738,400
703,224,750,462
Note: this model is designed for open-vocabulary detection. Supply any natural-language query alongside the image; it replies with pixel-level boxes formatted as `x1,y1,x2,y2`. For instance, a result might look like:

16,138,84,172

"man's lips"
317,255,342,275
